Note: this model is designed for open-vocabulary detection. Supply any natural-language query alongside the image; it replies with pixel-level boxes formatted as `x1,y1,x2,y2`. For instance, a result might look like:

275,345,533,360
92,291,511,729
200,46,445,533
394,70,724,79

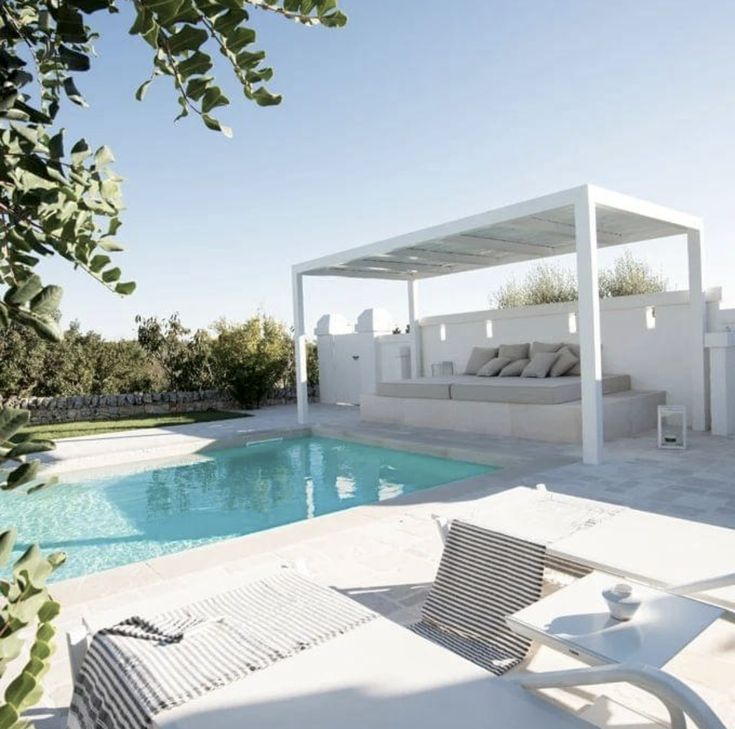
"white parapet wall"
317,290,731,429
417,289,721,427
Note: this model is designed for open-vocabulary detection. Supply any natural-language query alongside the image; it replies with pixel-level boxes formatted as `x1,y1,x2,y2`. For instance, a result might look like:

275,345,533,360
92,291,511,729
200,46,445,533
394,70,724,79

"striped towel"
67,571,376,729
411,520,546,675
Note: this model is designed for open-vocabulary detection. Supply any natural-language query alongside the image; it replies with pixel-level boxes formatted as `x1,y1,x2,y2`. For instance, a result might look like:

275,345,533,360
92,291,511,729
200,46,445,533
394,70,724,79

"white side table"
506,572,722,668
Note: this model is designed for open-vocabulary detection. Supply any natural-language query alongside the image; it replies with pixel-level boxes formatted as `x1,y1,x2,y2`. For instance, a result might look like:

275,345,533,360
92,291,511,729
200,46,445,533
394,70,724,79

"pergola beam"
292,185,707,464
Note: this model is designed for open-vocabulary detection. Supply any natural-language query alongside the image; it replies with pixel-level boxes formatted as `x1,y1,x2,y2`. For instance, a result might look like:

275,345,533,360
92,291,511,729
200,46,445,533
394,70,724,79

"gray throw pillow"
498,343,530,361
549,346,579,377
529,341,563,358
521,352,559,378
563,342,581,375
464,346,499,375
476,357,512,377
499,358,530,377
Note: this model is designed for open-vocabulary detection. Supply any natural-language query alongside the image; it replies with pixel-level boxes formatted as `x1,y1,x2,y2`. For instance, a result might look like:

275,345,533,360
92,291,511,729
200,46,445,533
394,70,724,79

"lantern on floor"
657,405,687,449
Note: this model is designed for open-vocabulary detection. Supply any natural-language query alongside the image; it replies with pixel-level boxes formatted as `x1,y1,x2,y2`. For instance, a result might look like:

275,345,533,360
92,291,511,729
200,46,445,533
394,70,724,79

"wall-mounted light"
485,320,493,338
440,324,447,342
568,312,577,334
646,306,656,330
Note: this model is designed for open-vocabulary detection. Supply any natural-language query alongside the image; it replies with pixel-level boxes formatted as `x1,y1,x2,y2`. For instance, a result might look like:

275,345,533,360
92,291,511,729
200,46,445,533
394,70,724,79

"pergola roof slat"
294,185,700,281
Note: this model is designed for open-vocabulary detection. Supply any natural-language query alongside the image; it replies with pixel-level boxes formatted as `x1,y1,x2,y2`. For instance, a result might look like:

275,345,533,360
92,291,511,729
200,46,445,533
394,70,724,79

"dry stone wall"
1,385,319,424
0,390,235,424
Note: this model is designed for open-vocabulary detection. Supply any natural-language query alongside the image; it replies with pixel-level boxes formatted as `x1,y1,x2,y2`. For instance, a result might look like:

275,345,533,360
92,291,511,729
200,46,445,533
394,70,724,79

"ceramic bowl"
602,582,642,621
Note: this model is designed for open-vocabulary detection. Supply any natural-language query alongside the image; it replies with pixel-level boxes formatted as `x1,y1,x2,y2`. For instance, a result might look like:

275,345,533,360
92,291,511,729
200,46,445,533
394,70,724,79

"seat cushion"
464,346,499,375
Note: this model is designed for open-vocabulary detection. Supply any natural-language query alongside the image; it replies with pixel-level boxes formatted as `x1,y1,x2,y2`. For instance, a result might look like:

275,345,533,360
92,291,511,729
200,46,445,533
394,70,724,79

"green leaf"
0,408,30,442
48,130,65,159
94,145,115,167
225,27,257,53
101,267,121,283
4,461,40,490
70,139,91,166
167,25,208,55
4,669,37,710
115,281,136,295
135,79,153,101
252,87,282,107
202,115,232,137
0,703,19,729
6,440,55,459
29,286,63,317
5,275,43,306
202,86,229,113
0,530,17,567
98,237,125,252
38,600,61,623
63,78,88,107
55,5,88,43
69,0,114,12
178,52,212,79
58,45,91,72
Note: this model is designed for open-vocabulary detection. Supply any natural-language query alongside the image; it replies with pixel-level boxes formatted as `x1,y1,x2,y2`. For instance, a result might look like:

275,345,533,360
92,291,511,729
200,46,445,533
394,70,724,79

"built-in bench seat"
376,374,632,405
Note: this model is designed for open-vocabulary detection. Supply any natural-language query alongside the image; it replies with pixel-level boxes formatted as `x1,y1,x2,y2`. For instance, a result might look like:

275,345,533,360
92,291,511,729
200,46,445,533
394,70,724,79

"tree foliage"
492,252,668,309
210,314,293,407
0,320,162,397
136,313,214,391
1,0,345,721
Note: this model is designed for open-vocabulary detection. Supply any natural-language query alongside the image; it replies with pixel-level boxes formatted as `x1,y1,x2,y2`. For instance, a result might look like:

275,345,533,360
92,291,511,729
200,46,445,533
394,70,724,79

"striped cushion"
411,520,546,675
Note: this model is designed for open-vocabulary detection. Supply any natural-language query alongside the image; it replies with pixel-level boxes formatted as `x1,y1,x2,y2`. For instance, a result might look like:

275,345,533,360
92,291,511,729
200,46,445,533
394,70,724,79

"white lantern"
657,405,687,449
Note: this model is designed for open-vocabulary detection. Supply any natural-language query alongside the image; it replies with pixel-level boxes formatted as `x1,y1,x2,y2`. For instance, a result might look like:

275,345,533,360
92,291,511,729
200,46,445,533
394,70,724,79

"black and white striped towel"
411,520,546,675
67,571,376,729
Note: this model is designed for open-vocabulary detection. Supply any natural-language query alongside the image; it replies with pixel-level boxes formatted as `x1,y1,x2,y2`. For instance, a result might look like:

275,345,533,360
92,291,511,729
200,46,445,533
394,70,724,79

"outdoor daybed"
362,341,665,442
376,373,632,404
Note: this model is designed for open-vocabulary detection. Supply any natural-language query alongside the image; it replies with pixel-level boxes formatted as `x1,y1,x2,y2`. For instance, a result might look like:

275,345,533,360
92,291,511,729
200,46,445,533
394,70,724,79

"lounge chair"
410,519,547,675
66,570,726,729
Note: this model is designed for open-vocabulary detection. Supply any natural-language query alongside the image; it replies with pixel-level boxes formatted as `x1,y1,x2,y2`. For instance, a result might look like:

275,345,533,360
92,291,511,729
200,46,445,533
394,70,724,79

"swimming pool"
1,436,495,581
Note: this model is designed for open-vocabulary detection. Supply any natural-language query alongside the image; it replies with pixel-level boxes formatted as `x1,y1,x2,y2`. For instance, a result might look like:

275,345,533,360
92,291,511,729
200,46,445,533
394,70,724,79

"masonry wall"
317,290,725,427
1,390,239,424
417,290,720,427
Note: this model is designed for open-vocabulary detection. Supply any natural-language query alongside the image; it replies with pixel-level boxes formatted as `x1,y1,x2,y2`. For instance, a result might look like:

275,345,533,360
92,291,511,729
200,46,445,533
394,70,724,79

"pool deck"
25,404,735,728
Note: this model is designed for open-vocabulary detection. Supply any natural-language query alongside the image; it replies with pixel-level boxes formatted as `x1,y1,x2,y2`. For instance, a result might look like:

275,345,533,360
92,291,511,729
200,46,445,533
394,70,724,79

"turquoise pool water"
1,436,494,581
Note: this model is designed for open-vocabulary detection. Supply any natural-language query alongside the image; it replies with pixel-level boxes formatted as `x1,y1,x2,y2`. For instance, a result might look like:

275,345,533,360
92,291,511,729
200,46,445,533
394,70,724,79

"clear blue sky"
47,0,735,338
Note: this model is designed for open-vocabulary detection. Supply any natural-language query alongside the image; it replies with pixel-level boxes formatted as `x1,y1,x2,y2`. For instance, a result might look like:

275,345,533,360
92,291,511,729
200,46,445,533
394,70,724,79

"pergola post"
407,279,422,377
292,270,308,424
575,190,603,465
687,228,707,431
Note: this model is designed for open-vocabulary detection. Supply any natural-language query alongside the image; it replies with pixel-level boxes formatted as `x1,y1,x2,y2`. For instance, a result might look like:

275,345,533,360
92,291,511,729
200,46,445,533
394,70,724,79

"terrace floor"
30,403,735,728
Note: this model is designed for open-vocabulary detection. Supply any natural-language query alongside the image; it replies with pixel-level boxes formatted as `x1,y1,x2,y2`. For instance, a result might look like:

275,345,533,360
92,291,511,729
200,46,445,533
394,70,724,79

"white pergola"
292,185,705,464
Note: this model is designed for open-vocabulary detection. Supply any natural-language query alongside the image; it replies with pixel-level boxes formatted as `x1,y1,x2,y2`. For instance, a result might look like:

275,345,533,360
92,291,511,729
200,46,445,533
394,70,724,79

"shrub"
599,250,667,298
211,315,293,408
136,314,215,392
491,252,667,309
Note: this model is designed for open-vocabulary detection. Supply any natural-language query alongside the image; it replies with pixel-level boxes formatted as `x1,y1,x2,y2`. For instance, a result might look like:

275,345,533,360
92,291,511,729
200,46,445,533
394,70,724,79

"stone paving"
26,404,735,728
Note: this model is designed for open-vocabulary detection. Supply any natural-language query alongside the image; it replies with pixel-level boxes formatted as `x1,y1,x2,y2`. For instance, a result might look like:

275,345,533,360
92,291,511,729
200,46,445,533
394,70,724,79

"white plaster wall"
418,290,720,426
319,290,728,427
375,334,412,382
